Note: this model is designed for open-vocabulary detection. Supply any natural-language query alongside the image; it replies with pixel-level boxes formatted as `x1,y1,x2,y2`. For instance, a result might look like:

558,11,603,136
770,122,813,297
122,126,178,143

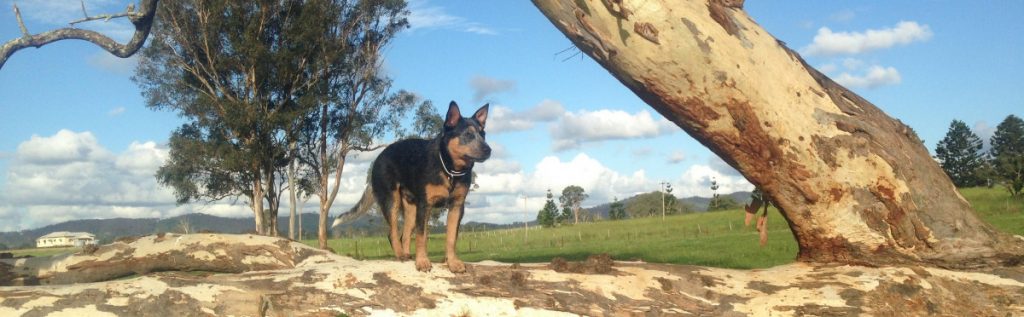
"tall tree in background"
935,120,985,187
137,0,337,235
990,115,1024,197
536,189,558,227
608,197,626,220
286,0,414,249
559,185,589,225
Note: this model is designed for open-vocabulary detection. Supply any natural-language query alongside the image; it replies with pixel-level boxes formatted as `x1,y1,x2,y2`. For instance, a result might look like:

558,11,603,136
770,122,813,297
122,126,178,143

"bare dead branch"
0,0,159,70
13,4,28,36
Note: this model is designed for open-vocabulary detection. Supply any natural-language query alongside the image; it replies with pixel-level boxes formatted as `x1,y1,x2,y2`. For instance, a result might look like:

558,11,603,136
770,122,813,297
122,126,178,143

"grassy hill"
315,187,1023,269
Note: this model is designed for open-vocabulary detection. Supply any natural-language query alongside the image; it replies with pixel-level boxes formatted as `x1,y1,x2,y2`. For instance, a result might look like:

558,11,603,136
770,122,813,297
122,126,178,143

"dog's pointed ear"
473,104,489,129
445,101,461,128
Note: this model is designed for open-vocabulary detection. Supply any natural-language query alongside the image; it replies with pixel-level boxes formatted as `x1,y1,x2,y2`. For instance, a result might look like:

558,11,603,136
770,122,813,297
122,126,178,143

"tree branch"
0,0,159,70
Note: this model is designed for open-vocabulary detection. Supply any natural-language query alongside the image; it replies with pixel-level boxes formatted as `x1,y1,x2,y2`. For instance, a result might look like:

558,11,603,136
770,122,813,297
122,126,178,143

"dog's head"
442,101,491,163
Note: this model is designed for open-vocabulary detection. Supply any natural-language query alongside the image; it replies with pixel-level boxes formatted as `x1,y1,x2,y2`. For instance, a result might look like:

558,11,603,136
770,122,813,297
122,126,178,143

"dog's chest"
422,173,468,207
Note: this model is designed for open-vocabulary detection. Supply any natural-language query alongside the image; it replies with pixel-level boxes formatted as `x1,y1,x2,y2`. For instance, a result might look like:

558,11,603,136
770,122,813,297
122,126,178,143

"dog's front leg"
445,200,467,273
414,202,432,272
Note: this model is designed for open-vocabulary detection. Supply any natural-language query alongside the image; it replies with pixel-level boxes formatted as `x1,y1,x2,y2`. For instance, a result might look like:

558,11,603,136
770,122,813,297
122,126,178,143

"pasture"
317,187,1023,269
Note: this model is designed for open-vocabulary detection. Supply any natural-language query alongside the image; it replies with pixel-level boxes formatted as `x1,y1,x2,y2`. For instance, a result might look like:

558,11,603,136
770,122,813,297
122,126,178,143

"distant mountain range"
586,191,752,219
0,191,754,249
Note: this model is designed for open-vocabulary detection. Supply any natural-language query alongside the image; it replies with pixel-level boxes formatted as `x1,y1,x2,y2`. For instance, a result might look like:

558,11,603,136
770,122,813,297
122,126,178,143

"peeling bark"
531,0,1024,268
1,234,1022,316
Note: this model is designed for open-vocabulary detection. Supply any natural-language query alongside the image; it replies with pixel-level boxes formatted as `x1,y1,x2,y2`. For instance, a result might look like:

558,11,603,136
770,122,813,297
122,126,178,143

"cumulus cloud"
407,0,497,35
15,130,111,165
550,109,677,151
465,153,652,223
0,130,287,230
832,65,901,89
470,75,516,103
675,164,753,198
487,99,565,133
802,21,932,56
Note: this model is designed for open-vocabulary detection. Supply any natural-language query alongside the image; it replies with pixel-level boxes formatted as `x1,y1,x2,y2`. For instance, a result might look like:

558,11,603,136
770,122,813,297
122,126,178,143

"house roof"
37,231,96,240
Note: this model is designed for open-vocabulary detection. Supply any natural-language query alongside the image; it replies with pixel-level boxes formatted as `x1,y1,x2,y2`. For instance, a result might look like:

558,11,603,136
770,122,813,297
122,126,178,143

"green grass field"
312,187,1024,269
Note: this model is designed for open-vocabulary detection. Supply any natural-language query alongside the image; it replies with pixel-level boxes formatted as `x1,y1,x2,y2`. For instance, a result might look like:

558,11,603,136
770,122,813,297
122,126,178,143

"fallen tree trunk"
1,234,1022,316
531,0,1024,268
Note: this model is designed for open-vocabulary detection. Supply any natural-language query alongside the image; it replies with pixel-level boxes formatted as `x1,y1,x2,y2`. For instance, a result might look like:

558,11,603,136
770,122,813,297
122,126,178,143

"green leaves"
935,120,985,187
990,115,1024,196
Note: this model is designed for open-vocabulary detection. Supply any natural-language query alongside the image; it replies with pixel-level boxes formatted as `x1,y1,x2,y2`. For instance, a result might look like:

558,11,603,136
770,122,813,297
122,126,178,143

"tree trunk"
265,167,279,237
2,234,1022,316
532,0,1023,268
289,140,298,240
252,174,266,236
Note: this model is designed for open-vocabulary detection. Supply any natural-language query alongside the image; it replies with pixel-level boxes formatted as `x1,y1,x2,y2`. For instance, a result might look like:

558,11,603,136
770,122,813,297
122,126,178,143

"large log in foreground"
2,234,1023,316
531,0,1024,268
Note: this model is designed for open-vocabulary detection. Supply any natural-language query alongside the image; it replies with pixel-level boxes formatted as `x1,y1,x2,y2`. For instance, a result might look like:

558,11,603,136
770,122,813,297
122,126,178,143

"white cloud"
470,75,516,103
550,109,677,151
406,0,497,35
832,65,901,89
488,100,565,133
675,164,753,198
464,153,652,223
15,130,111,165
0,130,254,230
667,151,686,164
802,21,932,56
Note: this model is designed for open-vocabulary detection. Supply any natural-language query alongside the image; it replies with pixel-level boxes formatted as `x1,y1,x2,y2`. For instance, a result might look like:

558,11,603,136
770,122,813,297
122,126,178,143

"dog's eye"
464,132,475,140
479,131,486,138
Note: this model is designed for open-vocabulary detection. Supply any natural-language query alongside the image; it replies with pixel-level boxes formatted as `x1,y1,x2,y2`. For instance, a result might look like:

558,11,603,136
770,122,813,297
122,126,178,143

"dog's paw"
397,253,411,262
446,258,466,273
415,257,432,272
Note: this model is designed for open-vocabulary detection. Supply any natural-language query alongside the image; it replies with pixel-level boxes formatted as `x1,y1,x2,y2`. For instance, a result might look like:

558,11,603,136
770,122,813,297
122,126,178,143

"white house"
36,232,97,248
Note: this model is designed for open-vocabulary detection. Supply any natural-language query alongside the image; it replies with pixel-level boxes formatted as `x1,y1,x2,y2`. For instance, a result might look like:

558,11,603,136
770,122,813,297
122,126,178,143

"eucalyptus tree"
137,0,406,235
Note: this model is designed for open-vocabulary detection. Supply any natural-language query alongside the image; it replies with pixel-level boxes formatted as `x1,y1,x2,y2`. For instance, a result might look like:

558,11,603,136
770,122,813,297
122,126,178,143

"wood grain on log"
2,234,1022,316
531,0,1024,268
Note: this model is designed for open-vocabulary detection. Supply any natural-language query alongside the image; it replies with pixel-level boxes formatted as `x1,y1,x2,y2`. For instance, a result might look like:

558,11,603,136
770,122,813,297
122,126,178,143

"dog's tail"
332,187,376,228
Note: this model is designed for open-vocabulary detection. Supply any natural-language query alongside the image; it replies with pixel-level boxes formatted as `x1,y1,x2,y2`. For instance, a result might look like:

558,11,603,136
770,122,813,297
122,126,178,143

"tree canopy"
935,120,986,187
559,185,589,224
990,115,1024,196
135,0,417,237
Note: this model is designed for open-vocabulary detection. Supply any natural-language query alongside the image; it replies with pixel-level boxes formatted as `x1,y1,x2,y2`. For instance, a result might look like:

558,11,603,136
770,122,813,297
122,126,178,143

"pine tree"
609,197,626,220
536,189,559,227
990,115,1024,196
935,120,985,187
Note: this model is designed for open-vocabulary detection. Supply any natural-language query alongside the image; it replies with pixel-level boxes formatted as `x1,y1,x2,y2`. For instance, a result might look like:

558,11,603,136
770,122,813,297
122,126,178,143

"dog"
332,101,490,273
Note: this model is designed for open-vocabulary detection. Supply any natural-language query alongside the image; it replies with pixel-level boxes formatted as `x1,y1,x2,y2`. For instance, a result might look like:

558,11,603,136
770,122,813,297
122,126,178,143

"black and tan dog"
332,101,490,273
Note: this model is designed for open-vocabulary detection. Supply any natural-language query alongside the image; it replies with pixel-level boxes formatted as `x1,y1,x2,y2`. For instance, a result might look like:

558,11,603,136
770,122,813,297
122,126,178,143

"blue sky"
0,0,1021,231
